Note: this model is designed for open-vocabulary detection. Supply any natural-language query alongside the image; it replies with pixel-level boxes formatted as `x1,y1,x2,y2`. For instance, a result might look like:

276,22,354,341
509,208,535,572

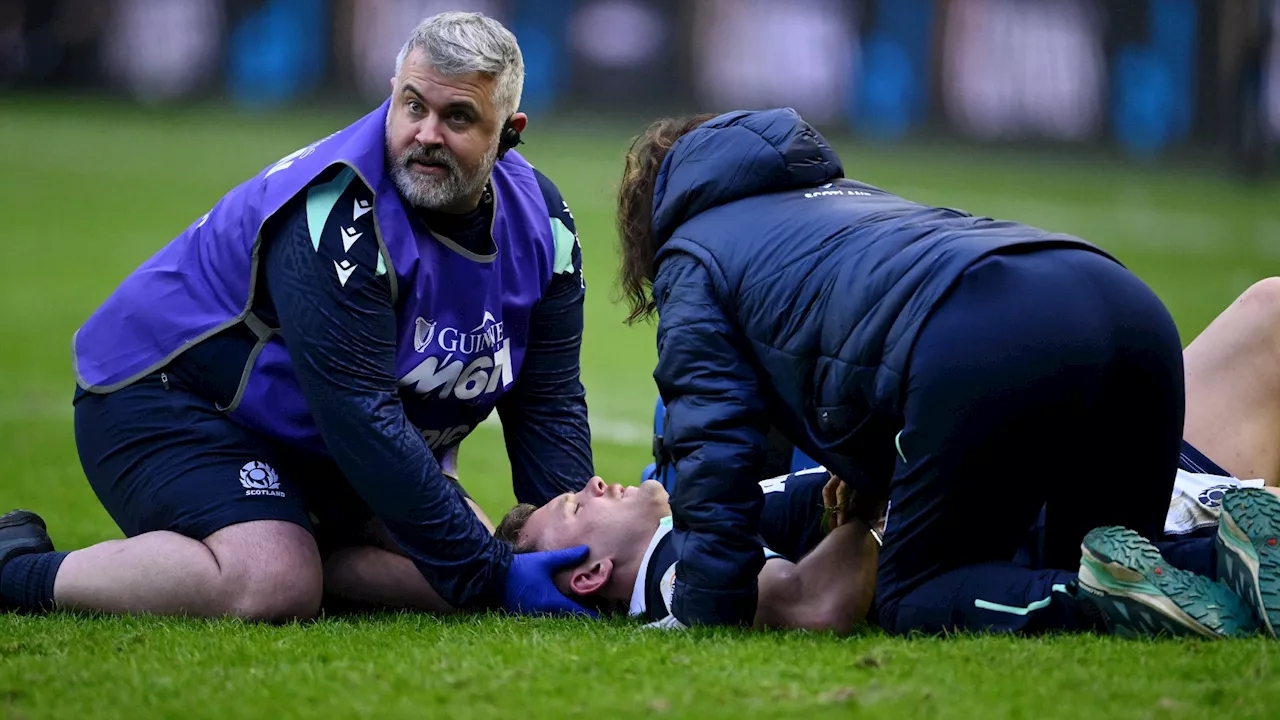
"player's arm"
263,170,582,613
753,518,879,635
655,250,770,627
496,170,593,505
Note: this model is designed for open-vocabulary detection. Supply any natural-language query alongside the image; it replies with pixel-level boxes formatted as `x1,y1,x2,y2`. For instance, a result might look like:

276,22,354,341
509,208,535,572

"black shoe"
0,510,56,613
0,510,54,569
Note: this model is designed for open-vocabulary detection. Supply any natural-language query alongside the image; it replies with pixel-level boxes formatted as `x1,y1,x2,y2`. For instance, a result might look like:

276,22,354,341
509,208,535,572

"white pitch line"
886,185,1261,256
477,411,650,447
0,397,653,447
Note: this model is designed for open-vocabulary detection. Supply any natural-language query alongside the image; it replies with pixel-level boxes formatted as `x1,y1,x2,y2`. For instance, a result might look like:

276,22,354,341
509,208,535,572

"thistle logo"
239,461,285,498
1197,484,1233,509
400,311,513,401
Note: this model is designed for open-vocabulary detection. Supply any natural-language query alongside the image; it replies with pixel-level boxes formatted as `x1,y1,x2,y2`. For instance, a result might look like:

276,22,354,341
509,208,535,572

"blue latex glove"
503,545,598,617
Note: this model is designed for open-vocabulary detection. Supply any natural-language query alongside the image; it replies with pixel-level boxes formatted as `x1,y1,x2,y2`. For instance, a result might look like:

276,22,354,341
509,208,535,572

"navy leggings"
873,247,1185,634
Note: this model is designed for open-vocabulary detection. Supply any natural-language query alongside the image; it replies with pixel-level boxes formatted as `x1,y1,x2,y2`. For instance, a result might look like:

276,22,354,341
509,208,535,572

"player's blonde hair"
495,503,538,552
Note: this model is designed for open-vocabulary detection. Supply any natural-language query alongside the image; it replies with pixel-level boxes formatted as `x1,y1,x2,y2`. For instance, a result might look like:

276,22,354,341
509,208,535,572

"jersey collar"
629,516,673,616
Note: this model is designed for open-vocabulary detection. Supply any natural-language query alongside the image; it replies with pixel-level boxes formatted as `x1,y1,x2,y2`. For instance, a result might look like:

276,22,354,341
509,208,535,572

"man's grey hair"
395,12,525,120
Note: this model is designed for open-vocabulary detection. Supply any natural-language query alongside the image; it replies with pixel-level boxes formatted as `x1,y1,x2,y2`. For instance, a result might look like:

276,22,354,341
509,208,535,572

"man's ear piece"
497,117,523,160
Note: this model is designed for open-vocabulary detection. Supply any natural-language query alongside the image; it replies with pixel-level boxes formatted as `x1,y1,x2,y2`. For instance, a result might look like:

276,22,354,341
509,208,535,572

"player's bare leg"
52,520,323,620
1183,278,1280,484
322,546,453,612
320,499,493,612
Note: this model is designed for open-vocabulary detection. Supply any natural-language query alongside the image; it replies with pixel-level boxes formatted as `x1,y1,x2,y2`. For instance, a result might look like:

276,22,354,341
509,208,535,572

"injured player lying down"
495,472,878,633
496,463,1280,637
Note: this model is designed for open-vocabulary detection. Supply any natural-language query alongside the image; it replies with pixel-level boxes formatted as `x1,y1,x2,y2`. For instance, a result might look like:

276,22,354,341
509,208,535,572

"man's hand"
821,476,854,531
823,475,887,541
503,546,597,616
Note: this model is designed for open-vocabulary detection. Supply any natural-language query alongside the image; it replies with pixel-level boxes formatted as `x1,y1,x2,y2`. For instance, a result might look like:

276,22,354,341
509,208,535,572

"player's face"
520,477,671,561
385,49,502,213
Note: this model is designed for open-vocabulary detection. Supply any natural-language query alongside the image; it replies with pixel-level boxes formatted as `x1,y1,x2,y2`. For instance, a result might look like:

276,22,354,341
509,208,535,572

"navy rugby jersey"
74,99,592,610
631,468,833,622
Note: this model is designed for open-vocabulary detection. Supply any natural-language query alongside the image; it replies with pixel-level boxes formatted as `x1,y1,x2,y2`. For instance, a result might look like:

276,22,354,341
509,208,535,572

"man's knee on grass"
205,520,324,621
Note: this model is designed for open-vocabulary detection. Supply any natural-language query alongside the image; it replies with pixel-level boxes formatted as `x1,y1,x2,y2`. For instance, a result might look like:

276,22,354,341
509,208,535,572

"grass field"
1,97,1279,719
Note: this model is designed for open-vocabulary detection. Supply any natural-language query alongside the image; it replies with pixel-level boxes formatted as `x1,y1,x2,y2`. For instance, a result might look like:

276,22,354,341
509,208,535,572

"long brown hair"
616,113,718,324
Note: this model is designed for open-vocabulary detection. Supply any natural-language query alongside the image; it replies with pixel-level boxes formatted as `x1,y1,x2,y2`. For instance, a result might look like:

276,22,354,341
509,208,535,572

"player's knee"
1227,278,1280,353
1236,277,1280,322
232,582,322,622
205,521,323,621
225,564,323,622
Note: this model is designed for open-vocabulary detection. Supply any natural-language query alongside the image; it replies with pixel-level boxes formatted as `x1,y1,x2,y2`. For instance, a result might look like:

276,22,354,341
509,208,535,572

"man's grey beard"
387,137,499,212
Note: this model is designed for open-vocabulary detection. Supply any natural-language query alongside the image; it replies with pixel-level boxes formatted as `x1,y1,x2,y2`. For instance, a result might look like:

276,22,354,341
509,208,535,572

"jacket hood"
651,108,844,244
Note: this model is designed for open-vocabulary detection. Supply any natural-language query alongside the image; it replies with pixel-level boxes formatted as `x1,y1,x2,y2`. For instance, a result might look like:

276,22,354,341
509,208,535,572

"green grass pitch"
1,98,1279,719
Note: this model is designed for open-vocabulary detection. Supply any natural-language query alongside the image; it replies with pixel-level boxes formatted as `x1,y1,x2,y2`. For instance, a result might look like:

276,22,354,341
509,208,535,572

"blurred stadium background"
4,0,1278,163
1,0,1279,557
2,2,1280,717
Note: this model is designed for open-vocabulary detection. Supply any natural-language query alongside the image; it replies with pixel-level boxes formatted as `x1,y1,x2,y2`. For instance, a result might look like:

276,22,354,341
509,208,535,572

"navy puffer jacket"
651,108,1113,627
